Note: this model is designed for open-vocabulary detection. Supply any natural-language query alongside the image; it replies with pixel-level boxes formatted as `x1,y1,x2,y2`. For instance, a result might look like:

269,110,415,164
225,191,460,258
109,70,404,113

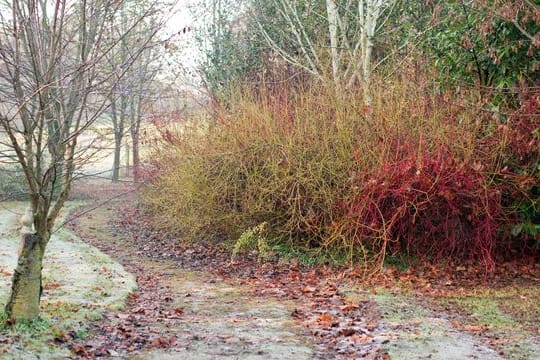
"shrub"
498,89,540,249
141,75,537,272
336,143,502,272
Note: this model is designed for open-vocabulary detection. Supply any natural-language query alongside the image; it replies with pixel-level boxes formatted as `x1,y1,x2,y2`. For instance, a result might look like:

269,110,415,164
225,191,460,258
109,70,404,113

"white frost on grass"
0,202,137,312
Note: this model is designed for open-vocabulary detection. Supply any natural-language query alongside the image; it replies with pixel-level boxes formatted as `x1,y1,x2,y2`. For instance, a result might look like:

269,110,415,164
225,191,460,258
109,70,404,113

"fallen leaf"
107,349,120,357
302,286,316,293
44,282,62,290
463,324,483,332
150,336,174,347
338,328,356,336
317,313,335,328
340,303,360,312
350,334,371,344
71,344,88,356
291,308,303,318
364,322,378,331
0,269,11,276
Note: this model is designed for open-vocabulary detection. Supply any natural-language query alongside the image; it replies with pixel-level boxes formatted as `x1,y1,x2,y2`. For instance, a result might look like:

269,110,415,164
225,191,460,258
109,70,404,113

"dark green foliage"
196,1,265,97
406,1,540,105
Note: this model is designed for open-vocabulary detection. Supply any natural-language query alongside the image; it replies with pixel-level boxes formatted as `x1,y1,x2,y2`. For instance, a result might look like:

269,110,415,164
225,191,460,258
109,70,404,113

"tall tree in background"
254,0,396,98
128,45,161,181
197,0,396,103
0,0,163,322
106,1,162,182
196,0,254,97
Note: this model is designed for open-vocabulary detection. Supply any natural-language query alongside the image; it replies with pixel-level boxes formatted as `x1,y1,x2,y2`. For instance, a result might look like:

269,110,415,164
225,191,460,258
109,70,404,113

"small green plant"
272,243,367,267
272,243,326,266
13,316,51,334
0,311,8,332
443,295,515,329
74,326,89,340
384,254,416,273
0,310,51,335
85,310,103,321
231,222,271,262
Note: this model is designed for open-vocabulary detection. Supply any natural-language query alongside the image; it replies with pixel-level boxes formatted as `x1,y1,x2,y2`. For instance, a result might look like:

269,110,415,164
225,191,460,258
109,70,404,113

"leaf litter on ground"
64,179,539,359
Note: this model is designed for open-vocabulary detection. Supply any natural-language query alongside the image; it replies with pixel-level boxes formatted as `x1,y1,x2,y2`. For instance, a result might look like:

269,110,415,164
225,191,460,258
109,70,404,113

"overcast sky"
162,0,203,84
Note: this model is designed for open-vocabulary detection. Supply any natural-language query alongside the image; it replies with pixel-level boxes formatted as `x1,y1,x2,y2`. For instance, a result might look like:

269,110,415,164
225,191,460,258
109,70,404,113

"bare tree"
256,0,395,102
0,0,163,322
326,0,340,86
129,49,161,181
106,2,162,182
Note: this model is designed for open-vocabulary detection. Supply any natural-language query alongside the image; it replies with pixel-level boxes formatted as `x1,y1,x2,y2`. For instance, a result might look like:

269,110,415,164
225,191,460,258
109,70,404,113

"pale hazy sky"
165,0,196,36
162,0,203,86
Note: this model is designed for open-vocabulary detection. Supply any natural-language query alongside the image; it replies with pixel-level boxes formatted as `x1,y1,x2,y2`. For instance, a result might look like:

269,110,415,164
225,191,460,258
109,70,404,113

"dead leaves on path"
71,204,540,359
74,206,389,358
69,270,184,358
233,264,387,358
65,222,186,358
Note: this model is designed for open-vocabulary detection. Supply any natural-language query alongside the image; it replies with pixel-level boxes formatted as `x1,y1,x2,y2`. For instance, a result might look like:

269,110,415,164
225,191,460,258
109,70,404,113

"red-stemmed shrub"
500,90,540,167
140,72,538,275
336,141,502,272
496,89,540,250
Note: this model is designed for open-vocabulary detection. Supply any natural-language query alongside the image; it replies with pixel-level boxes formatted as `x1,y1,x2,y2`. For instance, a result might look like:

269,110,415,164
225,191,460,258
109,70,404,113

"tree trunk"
326,0,340,87
132,132,140,181
5,233,45,322
362,41,373,106
112,135,122,183
124,137,130,177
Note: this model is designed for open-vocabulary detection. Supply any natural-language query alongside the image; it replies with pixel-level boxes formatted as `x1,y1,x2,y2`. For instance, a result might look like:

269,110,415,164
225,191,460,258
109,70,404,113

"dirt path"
67,172,540,360
72,196,539,360
70,203,315,359
349,289,505,359
136,264,314,359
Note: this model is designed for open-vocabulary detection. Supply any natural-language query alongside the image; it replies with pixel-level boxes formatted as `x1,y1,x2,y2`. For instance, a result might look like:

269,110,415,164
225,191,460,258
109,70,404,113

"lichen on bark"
5,233,45,322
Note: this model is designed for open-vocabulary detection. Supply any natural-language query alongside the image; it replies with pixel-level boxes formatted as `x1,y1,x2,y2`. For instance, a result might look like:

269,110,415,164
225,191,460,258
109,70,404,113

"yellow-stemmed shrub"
141,74,519,271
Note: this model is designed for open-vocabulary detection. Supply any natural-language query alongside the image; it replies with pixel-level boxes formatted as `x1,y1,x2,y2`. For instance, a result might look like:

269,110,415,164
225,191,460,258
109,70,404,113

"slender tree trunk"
326,0,340,88
110,95,126,183
132,131,140,181
362,40,373,106
46,121,63,199
5,233,45,322
130,96,143,182
124,137,130,177
358,0,383,106
112,135,122,182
